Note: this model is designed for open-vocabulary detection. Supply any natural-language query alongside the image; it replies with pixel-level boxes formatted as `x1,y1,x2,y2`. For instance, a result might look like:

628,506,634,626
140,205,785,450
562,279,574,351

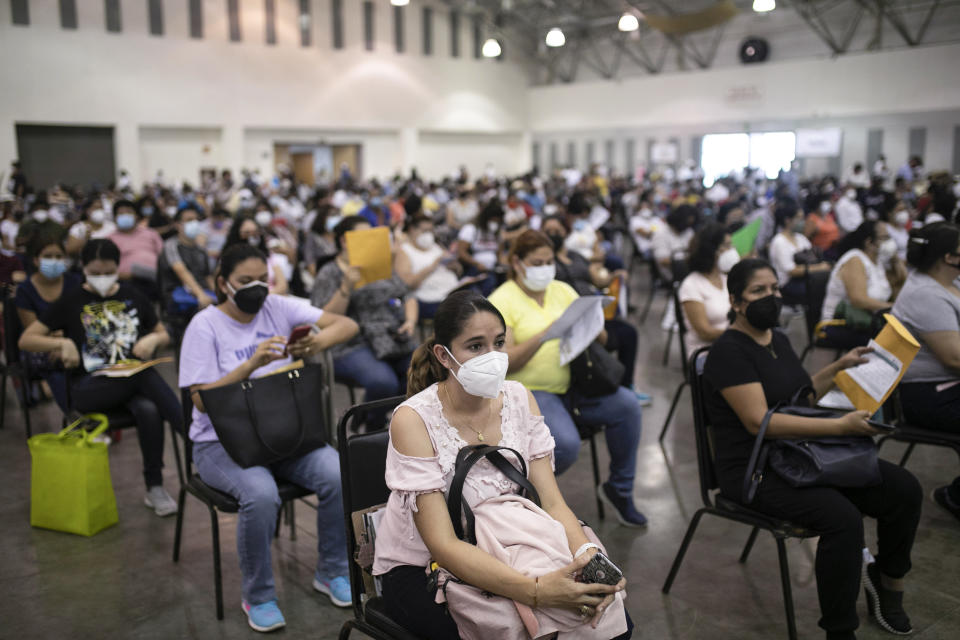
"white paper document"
544,295,610,365
817,388,856,411
843,339,903,403
588,205,611,230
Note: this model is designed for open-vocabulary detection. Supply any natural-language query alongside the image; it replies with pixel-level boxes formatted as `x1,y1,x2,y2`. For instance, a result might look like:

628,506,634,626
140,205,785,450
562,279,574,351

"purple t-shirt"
179,295,323,442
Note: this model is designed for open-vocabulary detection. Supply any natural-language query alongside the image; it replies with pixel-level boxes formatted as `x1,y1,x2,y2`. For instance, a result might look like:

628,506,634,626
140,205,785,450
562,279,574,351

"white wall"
0,0,530,185
417,131,527,180
139,127,224,187
529,44,960,175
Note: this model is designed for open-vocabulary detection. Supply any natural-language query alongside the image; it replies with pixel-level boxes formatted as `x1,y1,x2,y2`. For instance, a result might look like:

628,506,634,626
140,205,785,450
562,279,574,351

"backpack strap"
447,445,541,544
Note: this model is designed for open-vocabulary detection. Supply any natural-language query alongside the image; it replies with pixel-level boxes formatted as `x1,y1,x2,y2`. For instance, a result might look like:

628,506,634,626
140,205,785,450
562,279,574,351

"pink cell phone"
286,325,312,354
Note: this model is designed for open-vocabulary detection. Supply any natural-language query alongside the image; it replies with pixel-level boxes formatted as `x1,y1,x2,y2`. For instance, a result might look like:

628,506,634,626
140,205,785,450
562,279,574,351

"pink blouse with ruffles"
372,380,556,575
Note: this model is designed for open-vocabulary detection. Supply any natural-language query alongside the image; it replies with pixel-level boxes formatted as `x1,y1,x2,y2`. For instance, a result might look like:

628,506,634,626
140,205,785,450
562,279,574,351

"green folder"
731,218,762,256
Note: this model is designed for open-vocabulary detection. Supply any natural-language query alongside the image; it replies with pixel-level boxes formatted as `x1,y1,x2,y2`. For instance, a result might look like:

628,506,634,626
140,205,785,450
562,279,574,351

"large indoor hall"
2,1,960,639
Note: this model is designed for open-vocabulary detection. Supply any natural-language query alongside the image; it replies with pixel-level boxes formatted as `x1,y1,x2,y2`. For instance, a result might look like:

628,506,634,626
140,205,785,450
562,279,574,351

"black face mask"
744,294,782,330
229,281,269,314
546,233,564,251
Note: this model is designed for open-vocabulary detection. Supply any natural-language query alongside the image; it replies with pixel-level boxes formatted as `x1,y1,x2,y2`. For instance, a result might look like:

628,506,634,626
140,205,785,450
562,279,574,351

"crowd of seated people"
3,155,959,638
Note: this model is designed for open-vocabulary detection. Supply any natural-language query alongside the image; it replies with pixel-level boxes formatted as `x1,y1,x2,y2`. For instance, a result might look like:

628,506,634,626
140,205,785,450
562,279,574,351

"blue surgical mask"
141,206,155,216
116,213,137,230
325,215,342,232
39,258,68,279
183,219,201,239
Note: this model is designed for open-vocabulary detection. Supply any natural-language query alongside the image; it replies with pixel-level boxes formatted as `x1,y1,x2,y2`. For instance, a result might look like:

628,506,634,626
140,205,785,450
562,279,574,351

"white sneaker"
144,486,178,517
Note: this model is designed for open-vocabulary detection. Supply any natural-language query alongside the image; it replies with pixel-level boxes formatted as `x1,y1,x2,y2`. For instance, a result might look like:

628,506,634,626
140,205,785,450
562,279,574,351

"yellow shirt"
488,279,579,395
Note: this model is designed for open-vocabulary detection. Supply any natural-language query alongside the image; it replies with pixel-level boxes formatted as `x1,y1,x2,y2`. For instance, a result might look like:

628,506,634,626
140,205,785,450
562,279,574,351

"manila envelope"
833,314,920,415
345,226,392,287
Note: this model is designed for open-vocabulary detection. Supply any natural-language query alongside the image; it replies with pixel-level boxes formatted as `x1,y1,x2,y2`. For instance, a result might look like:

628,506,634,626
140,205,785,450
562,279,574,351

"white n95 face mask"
87,274,118,297
522,263,555,292
444,347,509,399
717,247,741,274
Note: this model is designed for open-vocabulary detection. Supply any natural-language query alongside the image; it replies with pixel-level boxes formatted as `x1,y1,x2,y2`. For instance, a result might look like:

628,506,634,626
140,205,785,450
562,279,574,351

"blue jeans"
193,441,349,606
532,387,641,499
334,346,411,427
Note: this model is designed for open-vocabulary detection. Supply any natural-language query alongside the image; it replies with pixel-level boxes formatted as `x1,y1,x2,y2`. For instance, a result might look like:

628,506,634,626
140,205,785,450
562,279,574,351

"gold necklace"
442,382,492,442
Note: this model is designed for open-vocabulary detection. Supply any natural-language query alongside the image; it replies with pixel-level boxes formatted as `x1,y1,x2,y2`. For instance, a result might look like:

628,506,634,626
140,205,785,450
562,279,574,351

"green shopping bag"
28,414,119,536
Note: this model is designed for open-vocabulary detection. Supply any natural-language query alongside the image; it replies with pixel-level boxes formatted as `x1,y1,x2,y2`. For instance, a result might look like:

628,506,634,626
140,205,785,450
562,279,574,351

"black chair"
2,294,42,435
659,257,690,367
796,269,844,364
156,252,199,368
658,282,691,442
639,254,671,325
877,387,960,468
170,387,312,620
572,415,606,520
337,396,419,640
662,347,814,640
62,366,141,437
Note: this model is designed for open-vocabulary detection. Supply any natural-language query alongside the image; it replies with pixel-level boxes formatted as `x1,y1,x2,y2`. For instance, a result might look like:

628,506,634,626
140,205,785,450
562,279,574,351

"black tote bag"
199,365,329,468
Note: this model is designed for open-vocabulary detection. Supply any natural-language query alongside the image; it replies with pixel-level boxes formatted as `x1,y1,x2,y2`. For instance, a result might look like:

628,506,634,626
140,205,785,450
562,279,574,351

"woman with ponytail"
892,222,960,521
374,290,631,640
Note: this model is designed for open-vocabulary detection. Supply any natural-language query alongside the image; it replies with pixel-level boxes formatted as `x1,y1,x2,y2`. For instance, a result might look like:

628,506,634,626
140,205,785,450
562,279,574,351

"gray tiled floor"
2,287,959,639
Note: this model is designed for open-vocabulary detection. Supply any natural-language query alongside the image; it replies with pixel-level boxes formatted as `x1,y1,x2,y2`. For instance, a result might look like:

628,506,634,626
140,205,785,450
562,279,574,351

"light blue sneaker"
630,387,653,407
313,575,352,608
241,599,286,632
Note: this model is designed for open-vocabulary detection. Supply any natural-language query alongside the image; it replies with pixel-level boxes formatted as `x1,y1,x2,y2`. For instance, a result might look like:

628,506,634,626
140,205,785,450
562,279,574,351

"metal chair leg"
658,381,688,442
19,375,32,438
640,287,656,324
662,328,674,367
0,369,7,429
588,433,604,520
289,501,297,541
739,526,760,564
898,443,916,467
209,505,224,620
338,620,355,640
172,487,187,562
775,535,799,640
662,509,706,594
799,344,813,364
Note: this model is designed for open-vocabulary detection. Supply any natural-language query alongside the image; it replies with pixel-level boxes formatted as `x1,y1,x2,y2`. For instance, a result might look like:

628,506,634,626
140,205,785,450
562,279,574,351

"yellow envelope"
833,314,920,415
345,226,392,287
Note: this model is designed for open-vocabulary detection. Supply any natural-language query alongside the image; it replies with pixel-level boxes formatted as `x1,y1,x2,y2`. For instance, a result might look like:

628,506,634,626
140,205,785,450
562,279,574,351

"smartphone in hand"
285,325,312,355
577,551,623,586
867,419,897,433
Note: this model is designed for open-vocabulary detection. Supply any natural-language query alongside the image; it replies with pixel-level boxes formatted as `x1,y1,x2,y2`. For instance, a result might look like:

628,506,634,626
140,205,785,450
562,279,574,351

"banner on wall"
796,128,842,158
651,142,679,164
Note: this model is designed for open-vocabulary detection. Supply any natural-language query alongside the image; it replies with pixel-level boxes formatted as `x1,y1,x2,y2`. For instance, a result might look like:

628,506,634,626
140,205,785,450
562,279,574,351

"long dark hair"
837,220,879,257
213,244,268,303
725,258,777,323
406,290,506,397
907,222,960,272
687,222,728,275
225,212,267,253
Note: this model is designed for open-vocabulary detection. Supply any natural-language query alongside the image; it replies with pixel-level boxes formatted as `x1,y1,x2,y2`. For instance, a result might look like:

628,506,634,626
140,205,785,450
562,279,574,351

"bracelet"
574,542,600,559
533,576,540,609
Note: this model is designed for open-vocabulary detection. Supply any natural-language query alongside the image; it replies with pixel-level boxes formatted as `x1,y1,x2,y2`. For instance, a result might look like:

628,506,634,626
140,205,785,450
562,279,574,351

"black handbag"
570,341,625,398
199,365,329,468
742,387,883,504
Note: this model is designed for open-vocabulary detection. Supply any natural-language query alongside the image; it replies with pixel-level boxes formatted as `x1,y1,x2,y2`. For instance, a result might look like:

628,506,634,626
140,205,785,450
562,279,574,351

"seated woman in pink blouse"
372,290,631,640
